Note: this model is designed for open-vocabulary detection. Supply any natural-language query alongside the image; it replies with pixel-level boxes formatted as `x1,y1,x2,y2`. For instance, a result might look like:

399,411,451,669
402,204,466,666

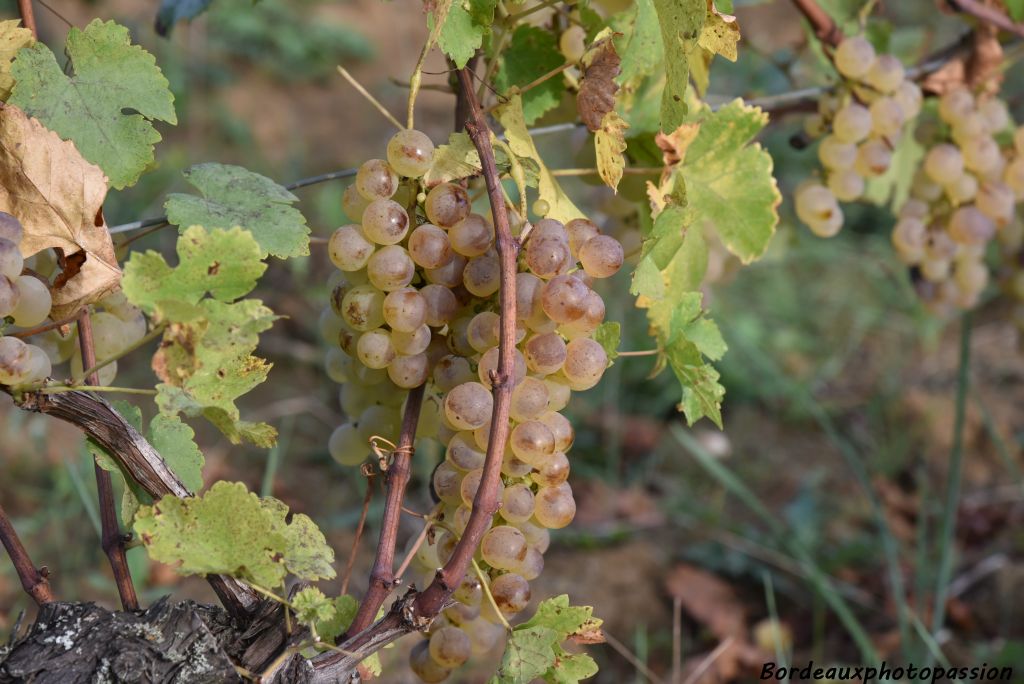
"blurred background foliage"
2,0,1024,681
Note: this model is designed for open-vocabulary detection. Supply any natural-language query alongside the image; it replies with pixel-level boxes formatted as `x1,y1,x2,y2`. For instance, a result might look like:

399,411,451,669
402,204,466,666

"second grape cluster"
319,129,623,681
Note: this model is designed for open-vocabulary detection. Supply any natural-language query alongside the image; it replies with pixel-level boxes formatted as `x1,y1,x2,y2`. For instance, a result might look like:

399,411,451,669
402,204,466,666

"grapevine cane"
78,310,140,611
346,383,426,635
411,65,518,618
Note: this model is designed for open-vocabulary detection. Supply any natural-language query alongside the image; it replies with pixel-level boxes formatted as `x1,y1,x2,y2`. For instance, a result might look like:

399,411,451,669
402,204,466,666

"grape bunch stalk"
319,128,624,681
796,34,923,237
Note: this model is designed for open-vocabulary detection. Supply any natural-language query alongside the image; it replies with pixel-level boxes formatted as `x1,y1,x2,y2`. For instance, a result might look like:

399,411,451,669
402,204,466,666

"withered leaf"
577,37,622,132
0,105,120,318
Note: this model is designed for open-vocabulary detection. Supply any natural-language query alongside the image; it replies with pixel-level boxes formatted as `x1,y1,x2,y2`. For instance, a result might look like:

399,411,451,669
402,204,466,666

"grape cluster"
796,35,923,237
0,212,53,386
320,130,624,681
0,211,149,388
893,90,1019,314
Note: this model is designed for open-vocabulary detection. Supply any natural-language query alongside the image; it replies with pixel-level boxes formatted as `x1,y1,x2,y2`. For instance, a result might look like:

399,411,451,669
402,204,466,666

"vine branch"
78,310,140,612
412,64,518,618
3,385,262,619
17,0,36,38
0,501,54,605
346,383,426,635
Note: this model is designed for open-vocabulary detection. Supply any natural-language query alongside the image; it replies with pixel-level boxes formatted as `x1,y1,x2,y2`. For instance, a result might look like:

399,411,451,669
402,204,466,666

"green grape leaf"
156,385,278,447
155,0,215,37
616,0,663,85
666,337,725,427
675,99,780,262
493,596,602,684
316,595,359,644
424,132,540,187
134,481,335,589
491,626,559,684
543,649,599,684
122,225,266,315
88,402,208,524
10,19,176,189
1009,0,1024,21
149,414,205,494
495,25,565,125
0,20,34,101
651,0,704,132
433,0,499,69
521,595,599,638
593,322,621,363
498,95,584,224
596,111,629,192
165,163,310,259
292,587,337,627
632,206,726,427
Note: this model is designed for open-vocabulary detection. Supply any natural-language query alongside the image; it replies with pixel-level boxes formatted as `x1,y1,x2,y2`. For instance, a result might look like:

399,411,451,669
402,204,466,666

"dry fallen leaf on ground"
666,563,770,683
0,104,120,318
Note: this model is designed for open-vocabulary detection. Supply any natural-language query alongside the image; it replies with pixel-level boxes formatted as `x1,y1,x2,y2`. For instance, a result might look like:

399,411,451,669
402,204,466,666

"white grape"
924,144,964,185
10,276,51,328
832,104,872,144
834,36,875,79
865,54,904,94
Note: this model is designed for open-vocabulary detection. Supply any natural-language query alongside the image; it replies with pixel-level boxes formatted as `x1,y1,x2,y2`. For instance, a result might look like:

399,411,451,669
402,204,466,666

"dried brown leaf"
665,563,746,640
577,37,621,132
0,105,120,318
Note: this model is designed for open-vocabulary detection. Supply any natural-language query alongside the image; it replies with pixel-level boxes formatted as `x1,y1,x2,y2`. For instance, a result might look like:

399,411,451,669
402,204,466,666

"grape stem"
17,0,36,38
7,308,85,338
336,65,404,131
0,500,55,605
790,0,843,47
78,310,140,612
38,385,158,395
472,558,513,632
346,383,426,635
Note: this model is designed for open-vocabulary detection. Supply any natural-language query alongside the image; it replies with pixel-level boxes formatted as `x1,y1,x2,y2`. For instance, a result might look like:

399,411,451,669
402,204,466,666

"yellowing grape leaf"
596,110,629,192
698,0,740,62
674,99,780,262
0,20,34,101
651,0,705,132
491,596,601,684
134,481,335,589
122,225,266,315
10,19,176,189
165,163,310,259
123,226,277,447
0,105,120,318
498,95,584,224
